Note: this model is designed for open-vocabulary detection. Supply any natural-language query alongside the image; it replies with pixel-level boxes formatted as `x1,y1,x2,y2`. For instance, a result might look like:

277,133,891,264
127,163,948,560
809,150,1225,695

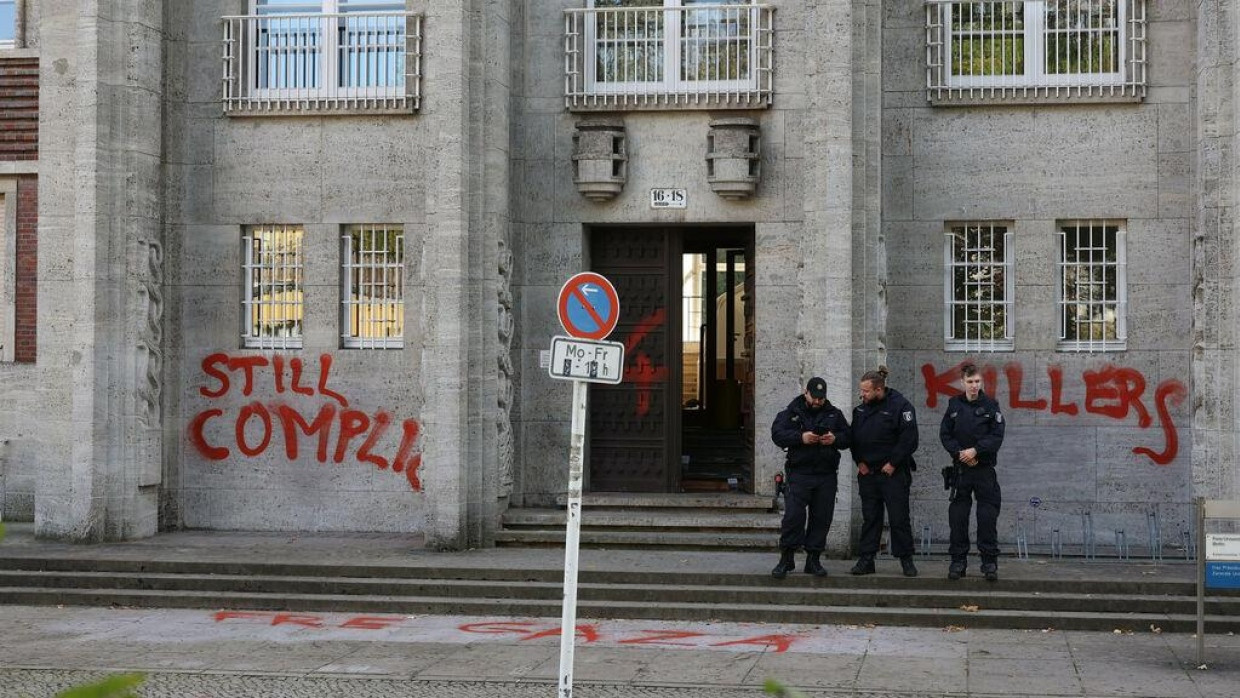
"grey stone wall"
163,1,439,535
33,0,165,540
1194,0,1240,505
510,0,873,553
13,0,1237,550
881,2,1201,551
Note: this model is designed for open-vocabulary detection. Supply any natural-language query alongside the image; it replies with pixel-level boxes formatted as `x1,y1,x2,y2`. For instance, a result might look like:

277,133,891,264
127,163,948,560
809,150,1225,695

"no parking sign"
557,272,620,340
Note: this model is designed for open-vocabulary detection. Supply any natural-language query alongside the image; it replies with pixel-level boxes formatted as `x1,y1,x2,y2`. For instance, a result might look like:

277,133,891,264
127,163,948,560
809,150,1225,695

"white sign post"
550,272,622,698
557,378,588,698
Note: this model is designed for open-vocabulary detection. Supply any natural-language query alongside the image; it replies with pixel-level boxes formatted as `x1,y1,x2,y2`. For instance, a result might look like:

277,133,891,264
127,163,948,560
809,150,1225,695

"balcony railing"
925,0,1145,103
223,11,422,115
565,4,774,111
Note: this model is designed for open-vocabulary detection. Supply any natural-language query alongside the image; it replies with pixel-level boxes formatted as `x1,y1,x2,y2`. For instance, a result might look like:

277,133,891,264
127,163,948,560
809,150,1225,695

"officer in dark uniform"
769,377,851,578
849,367,920,577
939,362,1006,581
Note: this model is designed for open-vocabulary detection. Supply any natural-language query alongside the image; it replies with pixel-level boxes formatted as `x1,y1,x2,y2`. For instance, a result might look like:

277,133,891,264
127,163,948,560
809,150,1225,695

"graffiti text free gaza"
187,353,424,491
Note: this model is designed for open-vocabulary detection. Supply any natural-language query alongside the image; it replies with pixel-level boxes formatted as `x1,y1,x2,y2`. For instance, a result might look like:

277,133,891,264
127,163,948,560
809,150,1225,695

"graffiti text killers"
922,361,1187,466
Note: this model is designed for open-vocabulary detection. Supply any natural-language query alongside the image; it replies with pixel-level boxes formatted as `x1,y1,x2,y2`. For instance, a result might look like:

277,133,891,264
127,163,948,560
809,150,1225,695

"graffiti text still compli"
188,353,424,490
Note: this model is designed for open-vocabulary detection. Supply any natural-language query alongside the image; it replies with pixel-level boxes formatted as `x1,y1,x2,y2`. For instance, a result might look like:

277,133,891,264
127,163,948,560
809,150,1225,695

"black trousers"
948,464,1002,563
857,468,914,558
779,468,838,552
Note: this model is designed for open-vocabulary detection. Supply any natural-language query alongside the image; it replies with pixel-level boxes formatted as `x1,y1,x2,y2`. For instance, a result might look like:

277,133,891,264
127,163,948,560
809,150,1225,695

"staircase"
0,552,1236,633
496,493,780,549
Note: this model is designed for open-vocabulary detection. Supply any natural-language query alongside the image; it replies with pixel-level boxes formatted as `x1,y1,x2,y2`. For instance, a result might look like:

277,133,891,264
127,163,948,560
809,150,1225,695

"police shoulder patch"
995,412,1003,423
902,411,913,422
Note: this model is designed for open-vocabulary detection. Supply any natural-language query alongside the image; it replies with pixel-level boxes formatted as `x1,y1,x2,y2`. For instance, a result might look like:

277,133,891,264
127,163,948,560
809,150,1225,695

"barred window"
944,223,1013,351
1058,220,1126,351
0,0,14,47
341,224,404,349
242,225,304,350
925,0,1147,102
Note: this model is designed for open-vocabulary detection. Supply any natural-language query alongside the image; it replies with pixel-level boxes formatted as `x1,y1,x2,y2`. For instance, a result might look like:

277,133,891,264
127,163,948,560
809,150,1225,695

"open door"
587,226,754,493
678,231,754,492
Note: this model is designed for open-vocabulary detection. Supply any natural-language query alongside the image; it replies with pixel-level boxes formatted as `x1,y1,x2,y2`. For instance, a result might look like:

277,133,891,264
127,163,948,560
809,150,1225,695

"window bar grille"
242,225,304,351
925,0,1143,102
342,225,404,350
1057,220,1126,352
944,223,1013,352
223,11,420,114
565,4,773,111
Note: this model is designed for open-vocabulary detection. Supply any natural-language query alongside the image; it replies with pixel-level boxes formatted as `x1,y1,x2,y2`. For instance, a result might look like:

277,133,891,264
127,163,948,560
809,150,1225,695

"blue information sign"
1205,561,1240,589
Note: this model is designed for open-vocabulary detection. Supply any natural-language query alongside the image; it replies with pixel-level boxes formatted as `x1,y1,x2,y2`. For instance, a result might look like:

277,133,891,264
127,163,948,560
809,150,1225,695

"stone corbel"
706,117,761,200
572,118,627,202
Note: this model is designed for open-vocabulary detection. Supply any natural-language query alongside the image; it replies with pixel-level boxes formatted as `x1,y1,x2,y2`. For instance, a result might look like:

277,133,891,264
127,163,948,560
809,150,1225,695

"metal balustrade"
223,11,422,114
565,4,774,111
926,0,1145,102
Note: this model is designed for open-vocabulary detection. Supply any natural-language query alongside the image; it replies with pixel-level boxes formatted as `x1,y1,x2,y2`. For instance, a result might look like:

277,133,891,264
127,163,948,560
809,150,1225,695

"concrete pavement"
1,605,1238,697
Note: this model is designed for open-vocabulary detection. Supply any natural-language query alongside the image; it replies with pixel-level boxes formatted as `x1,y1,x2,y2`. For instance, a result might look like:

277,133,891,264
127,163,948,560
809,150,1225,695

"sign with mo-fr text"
548,336,624,385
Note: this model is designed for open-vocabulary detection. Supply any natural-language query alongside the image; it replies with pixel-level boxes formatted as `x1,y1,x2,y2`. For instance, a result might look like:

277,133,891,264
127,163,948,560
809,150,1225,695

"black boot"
804,551,828,577
947,559,967,580
771,548,796,579
849,556,875,575
981,561,998,582
900,557,919,577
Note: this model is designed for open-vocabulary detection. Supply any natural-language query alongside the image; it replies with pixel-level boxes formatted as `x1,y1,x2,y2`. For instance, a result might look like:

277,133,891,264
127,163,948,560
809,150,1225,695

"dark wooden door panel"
589,228,675,492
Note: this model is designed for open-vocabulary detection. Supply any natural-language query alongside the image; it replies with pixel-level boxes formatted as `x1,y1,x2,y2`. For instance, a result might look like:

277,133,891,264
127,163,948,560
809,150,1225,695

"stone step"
494,528,776,549
556,494,772,510
501,507,780,530
0,585,1233,633
1,569,1234,617
0,556,1201,596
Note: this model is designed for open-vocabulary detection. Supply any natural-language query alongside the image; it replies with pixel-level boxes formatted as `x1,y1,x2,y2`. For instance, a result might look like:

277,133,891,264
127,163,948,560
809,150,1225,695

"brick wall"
0,57,38,161
14,176,35,362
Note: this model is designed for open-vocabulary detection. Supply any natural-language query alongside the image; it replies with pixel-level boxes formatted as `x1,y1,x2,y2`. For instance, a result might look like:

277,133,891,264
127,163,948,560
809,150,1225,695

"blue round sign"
557,272,620,340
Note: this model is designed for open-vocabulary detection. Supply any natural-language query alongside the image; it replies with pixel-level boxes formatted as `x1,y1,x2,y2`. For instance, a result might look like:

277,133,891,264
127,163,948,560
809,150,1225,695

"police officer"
850,367,920,577
939,362,1006,581
770,377,851,578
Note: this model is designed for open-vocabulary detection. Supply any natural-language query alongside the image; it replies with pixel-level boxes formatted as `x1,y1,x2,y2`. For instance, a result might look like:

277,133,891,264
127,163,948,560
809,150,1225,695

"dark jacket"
771,396,852,472
850,387,919,470
939,391,1005,467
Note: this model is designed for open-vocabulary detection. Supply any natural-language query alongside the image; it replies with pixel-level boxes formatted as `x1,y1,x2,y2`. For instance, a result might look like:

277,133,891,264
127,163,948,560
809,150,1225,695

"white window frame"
242,225,305,350
0,180,16,362
340,224,404,350
943,222,1015,352
248,0,409,100
0,0,15,49
583,0,761,96
925,0,1147,101
1057,220,1127,352
941,0,1125,89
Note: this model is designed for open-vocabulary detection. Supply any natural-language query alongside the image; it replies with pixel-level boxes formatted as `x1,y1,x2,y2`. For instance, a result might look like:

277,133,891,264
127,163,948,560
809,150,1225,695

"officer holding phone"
769,377,851,578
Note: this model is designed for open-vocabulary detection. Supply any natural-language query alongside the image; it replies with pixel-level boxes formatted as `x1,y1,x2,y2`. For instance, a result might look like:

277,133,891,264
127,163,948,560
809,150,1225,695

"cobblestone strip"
0,669,976,698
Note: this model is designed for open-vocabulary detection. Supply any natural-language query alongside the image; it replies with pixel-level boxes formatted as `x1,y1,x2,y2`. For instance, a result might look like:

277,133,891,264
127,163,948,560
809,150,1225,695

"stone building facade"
0,0,1236,554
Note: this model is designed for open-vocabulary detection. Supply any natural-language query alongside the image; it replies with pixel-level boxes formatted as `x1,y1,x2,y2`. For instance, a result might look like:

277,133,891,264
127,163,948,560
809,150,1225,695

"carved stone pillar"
34,0,165,540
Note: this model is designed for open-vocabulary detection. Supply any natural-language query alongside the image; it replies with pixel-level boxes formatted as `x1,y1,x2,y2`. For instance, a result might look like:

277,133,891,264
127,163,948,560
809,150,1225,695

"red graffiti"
214,611,407,631
922,361,1187,466
622,308,670,417
457,620,799,653
617,630,705,647
189,353,424,490
212,612,803,652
